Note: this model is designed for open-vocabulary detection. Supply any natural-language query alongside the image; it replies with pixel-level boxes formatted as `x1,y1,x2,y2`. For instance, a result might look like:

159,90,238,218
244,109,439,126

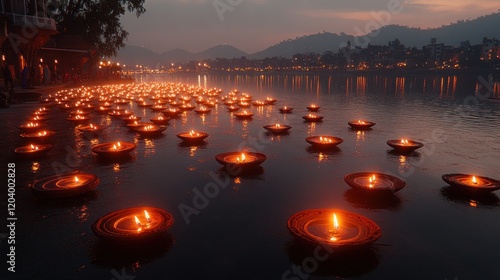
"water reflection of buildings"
205,74,465,96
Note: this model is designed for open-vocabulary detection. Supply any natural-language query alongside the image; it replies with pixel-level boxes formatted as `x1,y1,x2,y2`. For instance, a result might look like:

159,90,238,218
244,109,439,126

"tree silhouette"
47,0,146,59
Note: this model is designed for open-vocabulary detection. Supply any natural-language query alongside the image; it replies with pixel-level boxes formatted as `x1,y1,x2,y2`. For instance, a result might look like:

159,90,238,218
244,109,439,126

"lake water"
1,72,500,280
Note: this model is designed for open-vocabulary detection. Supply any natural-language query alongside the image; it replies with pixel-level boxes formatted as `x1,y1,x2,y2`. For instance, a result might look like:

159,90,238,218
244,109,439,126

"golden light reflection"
190,146,198,157
318,152,327,162
234,177,241,184
307,122,316,134
356,130,365,142
469,200,478,208
32,162,40,172
113,163,120,172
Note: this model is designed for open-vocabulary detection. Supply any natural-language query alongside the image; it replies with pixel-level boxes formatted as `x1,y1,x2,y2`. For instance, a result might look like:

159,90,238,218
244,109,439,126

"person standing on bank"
4,65,13,93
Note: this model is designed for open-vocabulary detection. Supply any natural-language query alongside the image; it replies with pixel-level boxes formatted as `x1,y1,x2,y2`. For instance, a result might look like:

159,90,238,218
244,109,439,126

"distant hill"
116,12,500,66
195,44,247,60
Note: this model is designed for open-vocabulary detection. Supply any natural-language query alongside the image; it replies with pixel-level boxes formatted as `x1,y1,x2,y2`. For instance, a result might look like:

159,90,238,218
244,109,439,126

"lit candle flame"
333,213,339,230
74,176,79,183
472,176,477,184
134,216,142,227
144,210,151,223
276,123,281,128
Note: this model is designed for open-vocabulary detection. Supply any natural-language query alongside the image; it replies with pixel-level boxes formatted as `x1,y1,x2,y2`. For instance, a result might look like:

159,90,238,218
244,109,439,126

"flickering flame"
90,123,95,129
358,120,365,124
333,213,339,230
144,210,151,223
117,142,121,147
30,144,36,150
472,176,477,184
134,216,141,227
276,123,281,128
74,176,79,183
401,139,409,145
112,144,117,151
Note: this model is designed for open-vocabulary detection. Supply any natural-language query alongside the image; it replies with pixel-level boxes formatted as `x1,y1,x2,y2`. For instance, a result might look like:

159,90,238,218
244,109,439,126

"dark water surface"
1,73,499,280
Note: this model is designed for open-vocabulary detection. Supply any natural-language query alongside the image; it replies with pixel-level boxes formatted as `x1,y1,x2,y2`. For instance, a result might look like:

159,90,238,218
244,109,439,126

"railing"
6,13,56,30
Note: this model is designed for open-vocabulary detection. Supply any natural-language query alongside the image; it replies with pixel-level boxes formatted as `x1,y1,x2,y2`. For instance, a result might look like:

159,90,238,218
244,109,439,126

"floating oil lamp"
238,101,251,108
306,104,320,112
162,108,182,118
176,130,209,144
96,106,112,114
18,122,43,132
215,152,267,170
31,173,99,198
386,139,424,153
194,106,212,114
69,109,90,116
226,105,240,112
279,106,293,113
132,124,167,136
234,111,254,120
114,99,129,105
179,103,196,111
14,143,52,157
32,108,49,116
20,130,56,140
302,114,324,122
306,136,343,148
91,207,174,243
224,99,236,106
109,110,133,118
344,172,406,193
252,100,266,106
348,120,376,130
265,97,277,105
28,115,48,122
78,123,103,133
150,104,167,112
138,101,153,108
287,209,381,250
150,115,171,125
203,100,217,107
263,123,292,134
442,173,500,193
67,114,90,124
126,121,150,131
91,141,136,157
122,115,142,124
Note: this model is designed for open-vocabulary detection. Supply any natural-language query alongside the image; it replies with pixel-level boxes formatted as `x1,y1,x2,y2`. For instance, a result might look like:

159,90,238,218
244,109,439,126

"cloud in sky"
120,0,500,54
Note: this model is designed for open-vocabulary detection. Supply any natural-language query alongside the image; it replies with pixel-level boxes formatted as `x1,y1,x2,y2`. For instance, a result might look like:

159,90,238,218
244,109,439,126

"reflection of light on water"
308,123,316,134
190,146,198,157
469,200,478,208
113,163,120,172
145,139,155,149
32,162,40,173
144,139,156,157
234,177,241,184
105,116,112,125
78,205,89,222
90,138,99,146
200,114,206,124
399,155,407,163
256,106,264,115
356,130,365,141
318,152,327,162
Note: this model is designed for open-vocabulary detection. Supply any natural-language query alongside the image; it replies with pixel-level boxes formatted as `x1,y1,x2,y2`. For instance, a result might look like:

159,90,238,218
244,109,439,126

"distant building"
481,37,500,61
0,0,58,79
424,38,444,63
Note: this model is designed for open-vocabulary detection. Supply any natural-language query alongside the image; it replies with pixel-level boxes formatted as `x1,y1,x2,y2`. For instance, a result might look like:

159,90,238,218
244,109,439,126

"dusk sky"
120,0,499,54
